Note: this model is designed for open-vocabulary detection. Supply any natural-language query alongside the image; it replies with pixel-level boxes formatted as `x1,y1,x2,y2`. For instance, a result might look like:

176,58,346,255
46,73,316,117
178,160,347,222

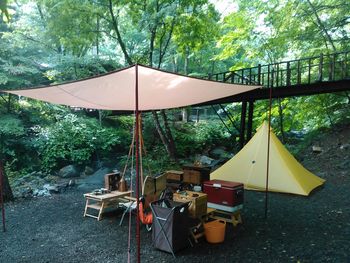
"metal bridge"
206,50,350,147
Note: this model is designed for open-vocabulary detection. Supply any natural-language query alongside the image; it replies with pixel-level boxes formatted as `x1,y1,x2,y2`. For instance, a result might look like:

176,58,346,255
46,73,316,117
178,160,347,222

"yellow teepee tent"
210,121,325,196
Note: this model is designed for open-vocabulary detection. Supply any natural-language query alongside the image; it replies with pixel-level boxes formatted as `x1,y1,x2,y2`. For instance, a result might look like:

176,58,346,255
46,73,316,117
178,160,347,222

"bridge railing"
208,51,350,88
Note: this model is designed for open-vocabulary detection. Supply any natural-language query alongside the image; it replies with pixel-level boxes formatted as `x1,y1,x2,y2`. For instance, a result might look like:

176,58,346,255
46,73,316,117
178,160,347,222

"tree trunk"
96,16,100,56
151,111,176,160
108,0,133,65
306,0,337,52
181,108,190,122
184,47,189,75
0,162,14,202
278,98,286,143
7,94,11,113
160,110,176,159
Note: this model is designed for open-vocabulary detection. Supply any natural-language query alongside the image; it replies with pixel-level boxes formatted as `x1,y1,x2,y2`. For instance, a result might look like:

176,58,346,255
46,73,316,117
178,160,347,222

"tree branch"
158,15,176,68
0,94,8,104
306,0,337,52
107,0,133,65
17,32,61,54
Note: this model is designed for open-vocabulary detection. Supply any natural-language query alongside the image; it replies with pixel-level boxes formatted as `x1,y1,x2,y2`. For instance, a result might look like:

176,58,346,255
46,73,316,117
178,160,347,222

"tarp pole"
135,64,141,263
0,160,5,232
265,86,273,219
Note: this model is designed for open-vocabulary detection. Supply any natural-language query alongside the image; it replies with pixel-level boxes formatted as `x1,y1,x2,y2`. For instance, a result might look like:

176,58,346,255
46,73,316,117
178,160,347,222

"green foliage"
0,114,25,158
34,114,121,170
216,0,350,65
0,38,48,90
0,0,349,176
43,55,120,82
0,114,25,137
142,146,178,175
174,121,231,157
4,158,27,181
0,114,36,177
0,0,10,22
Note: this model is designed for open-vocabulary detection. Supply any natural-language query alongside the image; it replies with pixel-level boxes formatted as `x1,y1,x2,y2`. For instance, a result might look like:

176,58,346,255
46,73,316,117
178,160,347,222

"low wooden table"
83,190,132,221
190,207,243,243
207,207,243,226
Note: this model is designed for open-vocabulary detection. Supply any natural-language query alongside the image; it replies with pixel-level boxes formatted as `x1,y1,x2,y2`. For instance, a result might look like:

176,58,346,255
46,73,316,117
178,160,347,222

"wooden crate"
173,191,207,218
165,170,183,182
182,165,210,185
104,172,121,191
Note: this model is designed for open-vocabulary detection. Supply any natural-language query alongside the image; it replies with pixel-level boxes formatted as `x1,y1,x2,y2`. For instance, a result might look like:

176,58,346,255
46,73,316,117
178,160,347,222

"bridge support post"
246,100,255,142
239,101,247,149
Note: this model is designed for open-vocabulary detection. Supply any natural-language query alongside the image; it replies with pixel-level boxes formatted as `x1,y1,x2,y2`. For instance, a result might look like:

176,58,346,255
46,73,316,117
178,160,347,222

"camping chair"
119,174,167,229
118,198,137,226
118,196,153,231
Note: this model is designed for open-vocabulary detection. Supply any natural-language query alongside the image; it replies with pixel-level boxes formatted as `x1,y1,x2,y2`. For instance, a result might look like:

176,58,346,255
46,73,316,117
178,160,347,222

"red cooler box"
203,180,244,212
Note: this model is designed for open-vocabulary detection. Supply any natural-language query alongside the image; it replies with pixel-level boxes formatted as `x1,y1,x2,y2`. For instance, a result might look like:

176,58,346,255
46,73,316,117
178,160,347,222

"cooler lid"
203,179,243,188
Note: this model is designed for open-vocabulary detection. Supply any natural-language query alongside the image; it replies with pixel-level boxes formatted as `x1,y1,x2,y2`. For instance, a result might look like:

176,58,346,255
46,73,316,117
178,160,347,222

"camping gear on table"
165,170,184,191
182,165,211,185
204,219,226,243
193,185,202,192
210,121,325,196
173,190,207,218
118,175,128,192
165,170,183,182
203,180,244,213
150,199,190,258
142,174,167,209
104,172,121,191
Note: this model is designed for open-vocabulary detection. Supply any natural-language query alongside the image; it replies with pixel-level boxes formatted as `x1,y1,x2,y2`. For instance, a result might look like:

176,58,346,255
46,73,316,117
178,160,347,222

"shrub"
34,114,121,171
0,114,26,157
174,121,232,157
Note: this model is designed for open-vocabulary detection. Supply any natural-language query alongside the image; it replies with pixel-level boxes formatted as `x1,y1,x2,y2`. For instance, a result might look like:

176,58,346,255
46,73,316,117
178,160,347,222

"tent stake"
265,85,273,219
0,160,5,232
135,64,141,263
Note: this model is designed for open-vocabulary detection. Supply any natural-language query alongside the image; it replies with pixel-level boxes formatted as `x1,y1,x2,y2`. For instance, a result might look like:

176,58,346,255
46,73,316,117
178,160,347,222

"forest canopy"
0,0,349,182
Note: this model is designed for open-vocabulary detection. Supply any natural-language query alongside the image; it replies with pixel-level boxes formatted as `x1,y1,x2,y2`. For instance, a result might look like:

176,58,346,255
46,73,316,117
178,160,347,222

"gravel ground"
0,173,349,263
1,124,350,263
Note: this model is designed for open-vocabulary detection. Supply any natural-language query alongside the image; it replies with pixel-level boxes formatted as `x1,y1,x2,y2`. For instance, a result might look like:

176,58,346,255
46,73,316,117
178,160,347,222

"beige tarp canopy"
1,64,259,111
211,121,325,196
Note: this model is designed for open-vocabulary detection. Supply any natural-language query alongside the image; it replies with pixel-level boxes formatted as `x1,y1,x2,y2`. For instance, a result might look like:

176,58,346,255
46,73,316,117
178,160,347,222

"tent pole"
0,160,5,232
135,64,141,262
265,86,273,219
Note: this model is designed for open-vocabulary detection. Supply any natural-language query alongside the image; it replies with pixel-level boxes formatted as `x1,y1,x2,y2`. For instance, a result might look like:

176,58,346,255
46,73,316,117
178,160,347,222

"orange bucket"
204,219,226,243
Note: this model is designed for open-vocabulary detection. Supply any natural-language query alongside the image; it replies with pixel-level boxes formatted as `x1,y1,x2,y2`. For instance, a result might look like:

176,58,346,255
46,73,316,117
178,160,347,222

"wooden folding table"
83,190,132,221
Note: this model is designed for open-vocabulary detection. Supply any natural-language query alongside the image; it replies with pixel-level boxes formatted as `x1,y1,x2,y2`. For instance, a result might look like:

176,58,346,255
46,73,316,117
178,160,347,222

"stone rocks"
17,182,73,198
33,188,51,197
84,166,94,176
68,179,76,187
210,147,231,159
198,155,214,166
19,187,33,198
11,169,75,199
339,144,350,150
312,146,322,153
43,184,59,193
58,165,80,178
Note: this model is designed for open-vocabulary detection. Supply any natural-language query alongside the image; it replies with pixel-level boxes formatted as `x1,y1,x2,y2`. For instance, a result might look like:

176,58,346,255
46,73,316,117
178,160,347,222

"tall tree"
97,0,218,159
